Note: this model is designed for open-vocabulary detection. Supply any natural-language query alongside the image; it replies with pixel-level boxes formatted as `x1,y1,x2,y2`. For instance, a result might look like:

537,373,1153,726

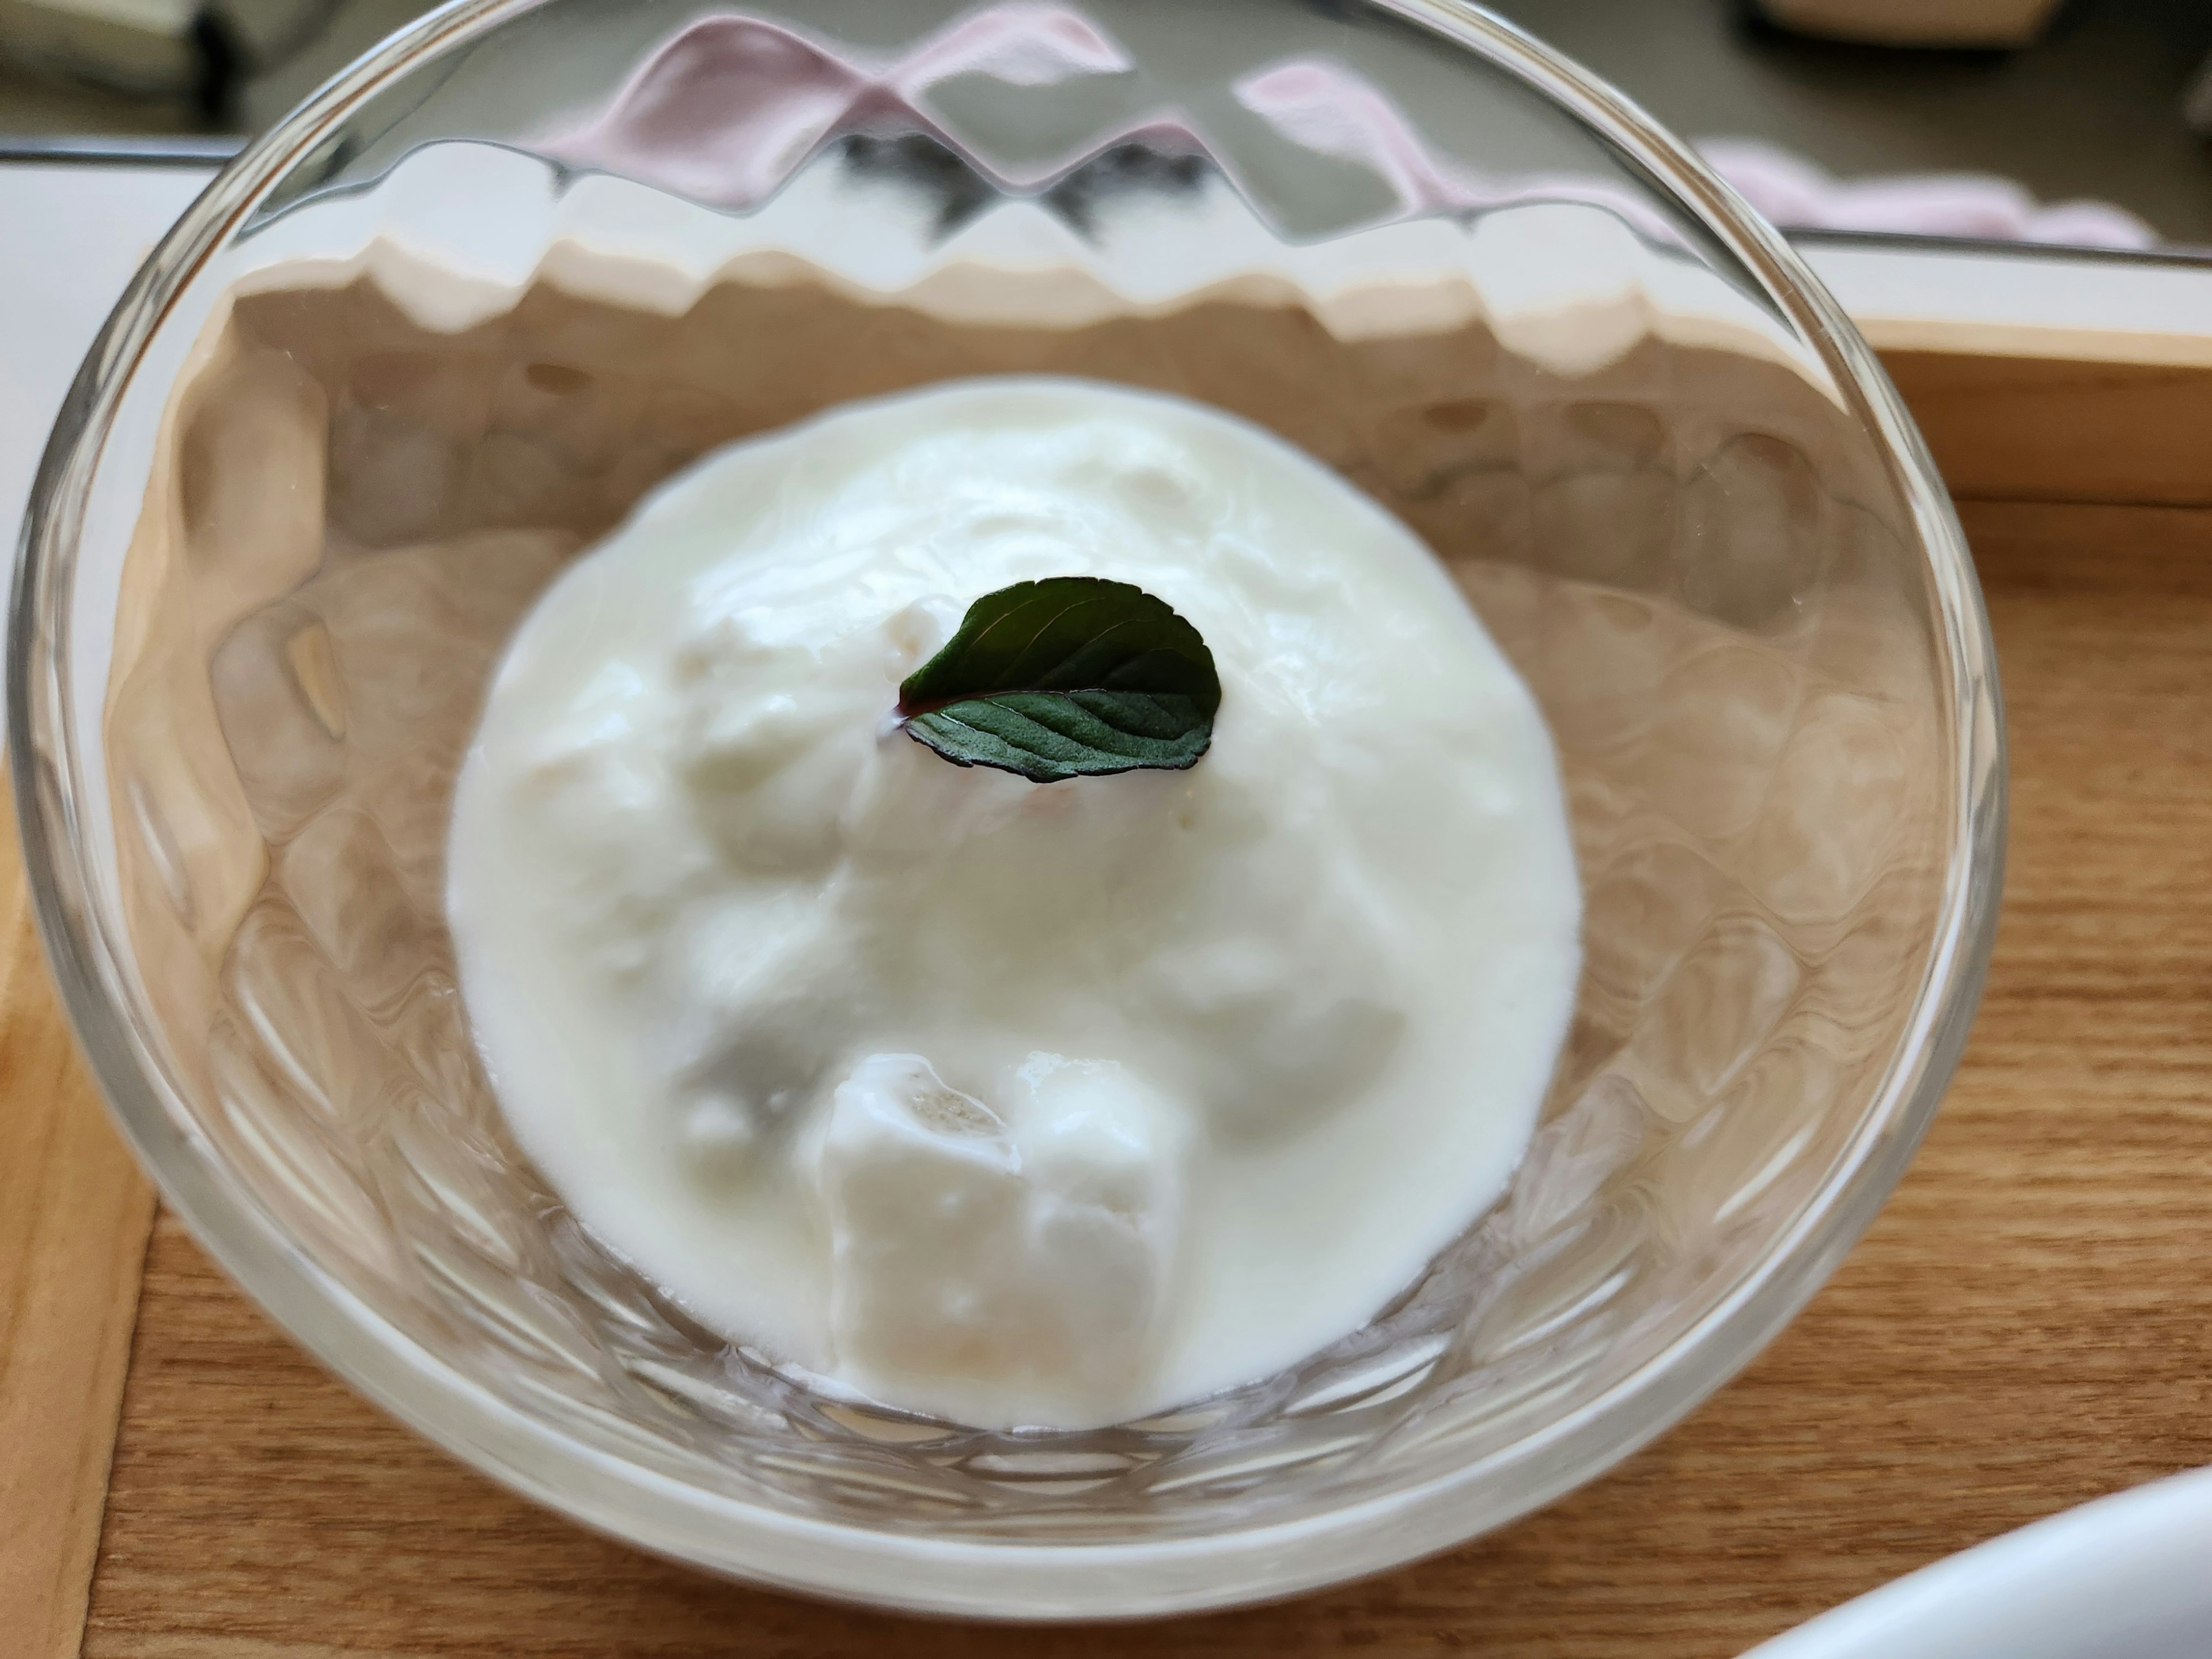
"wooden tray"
7,350,2212,1659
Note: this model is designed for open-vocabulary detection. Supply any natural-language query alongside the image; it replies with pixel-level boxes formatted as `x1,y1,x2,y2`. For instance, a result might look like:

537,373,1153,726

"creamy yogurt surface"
447,377,1580,1429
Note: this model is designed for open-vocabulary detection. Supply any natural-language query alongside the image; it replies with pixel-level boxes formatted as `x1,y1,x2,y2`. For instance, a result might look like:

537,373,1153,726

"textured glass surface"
17,0,2001,1617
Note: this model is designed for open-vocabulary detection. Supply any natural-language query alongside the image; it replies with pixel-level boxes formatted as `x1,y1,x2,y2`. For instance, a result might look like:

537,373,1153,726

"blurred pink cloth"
1697,137,2157,248
545,6,1156,206
546,6,1679,241
546,7,2160,252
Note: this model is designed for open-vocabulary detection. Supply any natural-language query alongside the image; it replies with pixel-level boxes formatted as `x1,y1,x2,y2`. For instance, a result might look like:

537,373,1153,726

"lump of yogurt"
447,376,1580,1429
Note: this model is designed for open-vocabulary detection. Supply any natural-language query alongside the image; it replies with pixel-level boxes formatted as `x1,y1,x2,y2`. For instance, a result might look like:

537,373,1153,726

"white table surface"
1,165,210,578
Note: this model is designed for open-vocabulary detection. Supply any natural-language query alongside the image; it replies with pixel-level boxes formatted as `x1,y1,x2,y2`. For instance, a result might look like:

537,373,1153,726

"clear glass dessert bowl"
12,0,2003,1620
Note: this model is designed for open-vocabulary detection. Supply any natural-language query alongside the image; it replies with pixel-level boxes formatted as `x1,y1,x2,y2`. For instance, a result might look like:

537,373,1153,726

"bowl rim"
9,0,2005,1620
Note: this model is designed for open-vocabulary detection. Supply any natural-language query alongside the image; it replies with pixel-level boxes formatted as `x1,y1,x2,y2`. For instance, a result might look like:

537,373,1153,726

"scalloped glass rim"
10,0,2004,1619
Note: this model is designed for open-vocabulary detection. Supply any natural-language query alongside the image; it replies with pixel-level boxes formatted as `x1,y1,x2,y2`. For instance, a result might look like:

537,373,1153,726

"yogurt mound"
447,376,1581,1429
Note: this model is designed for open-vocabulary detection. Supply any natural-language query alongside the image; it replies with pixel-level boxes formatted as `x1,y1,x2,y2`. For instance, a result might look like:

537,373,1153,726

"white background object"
1743,1465,2212,1658
0,161,209,577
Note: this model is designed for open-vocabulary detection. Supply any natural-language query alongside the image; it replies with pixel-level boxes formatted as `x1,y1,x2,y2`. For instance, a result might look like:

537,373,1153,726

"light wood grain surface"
0,495,2181,1657
0,823,156,1659
1883,352,2212,509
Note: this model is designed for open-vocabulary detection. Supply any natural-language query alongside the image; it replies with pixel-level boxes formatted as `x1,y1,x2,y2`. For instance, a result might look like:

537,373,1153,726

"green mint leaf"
896,577,1221,783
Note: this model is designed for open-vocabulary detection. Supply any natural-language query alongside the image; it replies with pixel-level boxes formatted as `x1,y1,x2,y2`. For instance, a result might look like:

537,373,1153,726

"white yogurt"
447,377,1580,1429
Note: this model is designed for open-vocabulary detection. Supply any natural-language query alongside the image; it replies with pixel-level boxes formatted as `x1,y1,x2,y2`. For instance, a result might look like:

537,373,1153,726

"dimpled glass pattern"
16,0,2000,1618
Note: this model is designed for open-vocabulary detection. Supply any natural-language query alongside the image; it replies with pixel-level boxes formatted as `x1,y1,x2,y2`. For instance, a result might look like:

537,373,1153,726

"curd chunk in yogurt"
447,377,1580,1429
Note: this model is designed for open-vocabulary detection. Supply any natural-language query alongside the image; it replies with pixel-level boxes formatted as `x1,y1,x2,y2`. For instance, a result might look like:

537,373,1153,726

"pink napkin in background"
1696,136,2158,248
548,4,2162,252
544,8,1689,242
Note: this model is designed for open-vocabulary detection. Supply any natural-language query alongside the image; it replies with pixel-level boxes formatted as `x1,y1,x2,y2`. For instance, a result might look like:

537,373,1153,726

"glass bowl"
12,0,2003,1620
